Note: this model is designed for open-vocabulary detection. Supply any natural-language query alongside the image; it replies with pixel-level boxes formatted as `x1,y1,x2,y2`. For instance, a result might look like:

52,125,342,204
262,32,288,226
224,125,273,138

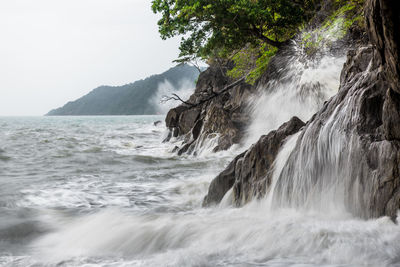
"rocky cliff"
203,0,400,219
164,64,254,154
164,0,364,155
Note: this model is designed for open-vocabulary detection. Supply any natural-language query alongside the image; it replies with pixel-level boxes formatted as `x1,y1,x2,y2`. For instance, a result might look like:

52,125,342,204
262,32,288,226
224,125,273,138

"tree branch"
161,93,195,107
160,76,246,109
248,24,284,48
192,76,246,106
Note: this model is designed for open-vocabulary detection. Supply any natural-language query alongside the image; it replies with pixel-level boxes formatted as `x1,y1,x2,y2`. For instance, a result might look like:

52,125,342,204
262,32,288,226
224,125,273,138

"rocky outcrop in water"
164,0,365,155
165,64,253,154
204,0,400,219
203,117,304,206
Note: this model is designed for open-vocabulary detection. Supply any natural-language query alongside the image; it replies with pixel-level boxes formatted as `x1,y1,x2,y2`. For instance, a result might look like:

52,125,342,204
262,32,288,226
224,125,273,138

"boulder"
203,117,305,206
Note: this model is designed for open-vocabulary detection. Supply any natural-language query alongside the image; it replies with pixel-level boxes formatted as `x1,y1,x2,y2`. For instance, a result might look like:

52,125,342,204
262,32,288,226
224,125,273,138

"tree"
152,0,317,62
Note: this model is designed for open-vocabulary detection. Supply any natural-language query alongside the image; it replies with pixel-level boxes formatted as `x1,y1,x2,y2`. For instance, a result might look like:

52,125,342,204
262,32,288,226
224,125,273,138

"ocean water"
1,116,400,267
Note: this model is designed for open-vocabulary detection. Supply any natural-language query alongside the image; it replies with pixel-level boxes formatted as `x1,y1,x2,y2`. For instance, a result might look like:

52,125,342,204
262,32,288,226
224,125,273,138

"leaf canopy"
152,0,316,61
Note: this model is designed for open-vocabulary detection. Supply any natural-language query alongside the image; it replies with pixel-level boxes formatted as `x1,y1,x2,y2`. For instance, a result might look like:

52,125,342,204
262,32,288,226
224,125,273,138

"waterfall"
244,42,346,147
260,45,388,218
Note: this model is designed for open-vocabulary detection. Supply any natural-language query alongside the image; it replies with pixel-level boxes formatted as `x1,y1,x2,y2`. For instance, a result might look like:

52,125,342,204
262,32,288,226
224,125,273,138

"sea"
1,115,400,267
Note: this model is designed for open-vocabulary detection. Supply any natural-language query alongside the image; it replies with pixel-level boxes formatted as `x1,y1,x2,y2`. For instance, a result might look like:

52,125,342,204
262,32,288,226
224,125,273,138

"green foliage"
227,46,259,81
227,44,278,84
247,45,278,84
152,0,317,62
300,0,364,56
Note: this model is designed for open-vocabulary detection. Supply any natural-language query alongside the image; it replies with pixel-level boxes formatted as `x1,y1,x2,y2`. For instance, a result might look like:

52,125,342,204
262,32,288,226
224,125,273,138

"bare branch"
160,76,246,109
161,93,195,107
194,76,246,106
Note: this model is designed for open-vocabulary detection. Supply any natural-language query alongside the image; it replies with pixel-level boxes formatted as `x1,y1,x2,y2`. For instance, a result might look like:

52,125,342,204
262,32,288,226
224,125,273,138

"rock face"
164,0,365,155
165,65,253,153
203,117,305,206
203,0,400,219
365,0,400,141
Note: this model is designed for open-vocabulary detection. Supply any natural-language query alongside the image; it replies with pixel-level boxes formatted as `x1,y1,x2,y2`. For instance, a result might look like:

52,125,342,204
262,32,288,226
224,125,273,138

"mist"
150,79,196,114
0,0,181,116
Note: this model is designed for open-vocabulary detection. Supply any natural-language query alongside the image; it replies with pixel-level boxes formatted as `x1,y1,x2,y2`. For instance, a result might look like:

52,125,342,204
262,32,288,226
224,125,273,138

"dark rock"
153,120,162,126
165,105,188,129
383,89,400,140
165,64,253,154
204,0,400,219
365,0,400,140
163,130,172,143
365,0,400,92
178,108,201,135
192,119,203,141
203,117,305,206
202,152,246,206
270,45,390,218
177,142,194,156
272,29,400,218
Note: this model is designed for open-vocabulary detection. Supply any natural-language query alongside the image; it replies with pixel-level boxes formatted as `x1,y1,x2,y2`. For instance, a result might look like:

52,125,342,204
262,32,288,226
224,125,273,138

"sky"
0,0,182,116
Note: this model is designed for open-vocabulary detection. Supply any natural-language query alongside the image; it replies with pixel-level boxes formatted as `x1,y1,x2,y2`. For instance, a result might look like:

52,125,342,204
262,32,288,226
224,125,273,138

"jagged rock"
165,64,253,154
269,0,399,218
203,117,305,207
202,152,246,206
165,106,188,136
269,42,400,219
365,0,400,92
178,107,201,135
365,0,400,140
383,89,400,140
204,0,400,219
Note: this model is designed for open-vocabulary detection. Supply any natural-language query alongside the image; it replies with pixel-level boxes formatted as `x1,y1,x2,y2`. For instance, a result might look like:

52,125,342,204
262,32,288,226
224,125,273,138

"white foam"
244,52,345,147
32,207,400,266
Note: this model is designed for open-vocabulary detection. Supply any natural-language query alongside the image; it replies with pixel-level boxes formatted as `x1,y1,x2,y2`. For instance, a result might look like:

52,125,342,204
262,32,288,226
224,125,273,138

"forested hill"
46,64,199,116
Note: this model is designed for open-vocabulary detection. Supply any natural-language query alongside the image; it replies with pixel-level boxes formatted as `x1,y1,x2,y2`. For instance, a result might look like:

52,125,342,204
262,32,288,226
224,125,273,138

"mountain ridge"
46,64,199,116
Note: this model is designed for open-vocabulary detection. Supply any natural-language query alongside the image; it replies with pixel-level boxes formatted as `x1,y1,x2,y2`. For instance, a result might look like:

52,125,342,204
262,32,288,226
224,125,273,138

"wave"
31,207,400,266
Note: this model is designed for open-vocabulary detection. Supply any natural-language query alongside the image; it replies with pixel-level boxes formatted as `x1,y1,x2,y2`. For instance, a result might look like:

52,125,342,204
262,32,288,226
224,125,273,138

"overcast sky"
0,0,182,116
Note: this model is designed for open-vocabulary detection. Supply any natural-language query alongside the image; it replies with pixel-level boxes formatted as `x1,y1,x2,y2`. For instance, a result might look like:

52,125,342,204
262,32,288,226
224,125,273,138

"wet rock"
202,152,246,206
365,0,400,140
153,120,162,126
365,0,400,92
204,0,400,219
383,89,400,140
203,117,305,207
270,30,399,219
165,64,253,154
178,108,201,135
165,105,188,129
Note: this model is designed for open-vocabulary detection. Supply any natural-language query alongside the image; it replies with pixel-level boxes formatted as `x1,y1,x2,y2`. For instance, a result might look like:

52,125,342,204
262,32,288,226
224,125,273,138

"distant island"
46,64,199,116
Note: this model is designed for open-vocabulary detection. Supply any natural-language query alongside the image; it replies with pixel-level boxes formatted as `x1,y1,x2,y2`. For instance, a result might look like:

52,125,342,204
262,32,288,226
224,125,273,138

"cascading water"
266,46,389,219
270,104,357,214
244,41,346,147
